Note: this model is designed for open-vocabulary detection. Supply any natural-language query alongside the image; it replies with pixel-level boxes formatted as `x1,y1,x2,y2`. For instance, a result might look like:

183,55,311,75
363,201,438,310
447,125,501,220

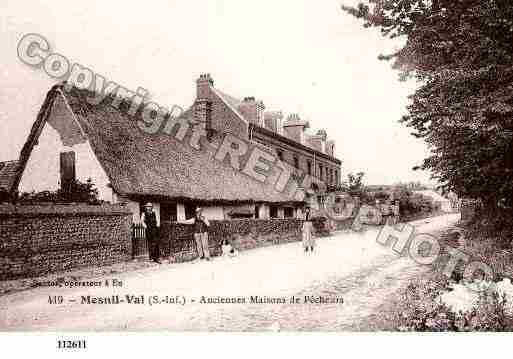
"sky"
0,0,432,186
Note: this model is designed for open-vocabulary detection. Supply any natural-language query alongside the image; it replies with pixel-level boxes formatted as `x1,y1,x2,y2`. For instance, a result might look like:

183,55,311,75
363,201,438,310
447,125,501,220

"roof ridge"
18,86,300,204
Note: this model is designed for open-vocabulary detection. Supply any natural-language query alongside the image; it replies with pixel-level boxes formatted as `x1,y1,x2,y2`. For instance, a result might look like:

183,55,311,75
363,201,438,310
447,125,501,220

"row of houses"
0,74,342,225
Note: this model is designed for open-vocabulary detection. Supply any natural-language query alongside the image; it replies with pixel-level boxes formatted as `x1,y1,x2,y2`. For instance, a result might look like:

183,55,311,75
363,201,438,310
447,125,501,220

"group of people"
140,202,316,263
140,203,224,263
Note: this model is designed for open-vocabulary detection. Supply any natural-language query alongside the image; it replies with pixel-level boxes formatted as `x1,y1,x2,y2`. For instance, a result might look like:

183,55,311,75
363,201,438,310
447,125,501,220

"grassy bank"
360,213,513,331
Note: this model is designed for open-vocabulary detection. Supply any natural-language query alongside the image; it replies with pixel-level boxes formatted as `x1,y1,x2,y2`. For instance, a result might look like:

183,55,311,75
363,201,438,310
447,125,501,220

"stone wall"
333,217,355,231
160,219,302,262
0,204,132,280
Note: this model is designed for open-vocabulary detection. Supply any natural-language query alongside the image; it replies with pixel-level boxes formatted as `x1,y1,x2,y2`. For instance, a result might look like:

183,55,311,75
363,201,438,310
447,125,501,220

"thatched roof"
0,160,18,192
14,85,302,205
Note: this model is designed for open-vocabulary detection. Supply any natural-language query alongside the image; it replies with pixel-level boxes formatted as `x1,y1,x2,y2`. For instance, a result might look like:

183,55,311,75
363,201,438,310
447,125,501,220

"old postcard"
1,0,513,354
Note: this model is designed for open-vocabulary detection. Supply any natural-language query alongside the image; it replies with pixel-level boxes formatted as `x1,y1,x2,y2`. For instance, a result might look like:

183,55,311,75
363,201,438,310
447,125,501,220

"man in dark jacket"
141,202,161,264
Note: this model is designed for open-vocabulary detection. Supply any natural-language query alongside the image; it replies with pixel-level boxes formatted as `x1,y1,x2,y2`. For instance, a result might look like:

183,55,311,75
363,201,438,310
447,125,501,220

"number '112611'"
57,340,86,349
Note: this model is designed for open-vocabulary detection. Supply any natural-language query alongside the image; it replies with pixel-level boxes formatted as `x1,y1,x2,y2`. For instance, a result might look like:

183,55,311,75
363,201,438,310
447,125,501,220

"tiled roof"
214,89,339,162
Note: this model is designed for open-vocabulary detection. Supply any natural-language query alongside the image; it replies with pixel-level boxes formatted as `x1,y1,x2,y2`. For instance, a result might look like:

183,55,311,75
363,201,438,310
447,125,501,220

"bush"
457,216,513,281
394,274,513,331
362,186,440,221
18,178,101,204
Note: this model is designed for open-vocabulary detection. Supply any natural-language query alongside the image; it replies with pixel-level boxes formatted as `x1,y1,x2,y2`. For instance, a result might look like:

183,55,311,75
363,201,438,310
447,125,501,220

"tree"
342,0,513,212
343,171,366,195
58,178,100,203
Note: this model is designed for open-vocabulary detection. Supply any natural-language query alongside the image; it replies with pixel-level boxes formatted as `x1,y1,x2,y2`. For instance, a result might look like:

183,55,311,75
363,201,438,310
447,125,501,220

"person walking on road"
141,202,161,264
302,207,315,253
180,207,211,260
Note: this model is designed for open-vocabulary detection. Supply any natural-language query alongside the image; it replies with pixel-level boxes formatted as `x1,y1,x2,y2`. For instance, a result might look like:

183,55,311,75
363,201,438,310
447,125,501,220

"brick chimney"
283,114,308,144
326,139,335,157
193,73,214,133
238,97,265,126
196,73,214,99
60,151,76,191
307,129,328,153
264,111,284,134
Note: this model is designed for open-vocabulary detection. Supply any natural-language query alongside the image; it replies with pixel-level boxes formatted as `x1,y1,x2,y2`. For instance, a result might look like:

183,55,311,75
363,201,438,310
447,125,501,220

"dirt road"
0,214,460,331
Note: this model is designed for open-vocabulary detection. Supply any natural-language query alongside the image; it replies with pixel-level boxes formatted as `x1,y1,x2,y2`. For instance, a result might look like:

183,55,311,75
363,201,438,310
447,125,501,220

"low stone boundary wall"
0,204,132,280
160,219,302,262
333,217,354,231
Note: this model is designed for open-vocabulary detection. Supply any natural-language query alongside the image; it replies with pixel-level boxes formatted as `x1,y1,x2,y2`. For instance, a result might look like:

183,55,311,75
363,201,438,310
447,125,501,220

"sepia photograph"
1,0,513,354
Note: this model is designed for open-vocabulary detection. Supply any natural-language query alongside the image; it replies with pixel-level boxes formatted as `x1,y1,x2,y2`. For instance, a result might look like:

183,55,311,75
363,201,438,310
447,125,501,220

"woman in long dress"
302,208,315,253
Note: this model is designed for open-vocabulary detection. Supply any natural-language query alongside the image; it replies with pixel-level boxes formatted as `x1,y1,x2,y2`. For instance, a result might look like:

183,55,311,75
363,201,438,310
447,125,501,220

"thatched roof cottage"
11,74,341,223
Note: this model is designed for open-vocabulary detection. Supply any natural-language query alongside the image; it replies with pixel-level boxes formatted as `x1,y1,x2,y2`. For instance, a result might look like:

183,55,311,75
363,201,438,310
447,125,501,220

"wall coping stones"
0,203,132,218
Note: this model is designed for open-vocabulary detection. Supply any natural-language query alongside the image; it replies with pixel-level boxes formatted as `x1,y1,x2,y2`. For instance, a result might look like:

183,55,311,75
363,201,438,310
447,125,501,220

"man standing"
141,202,161,264
181,207,211,260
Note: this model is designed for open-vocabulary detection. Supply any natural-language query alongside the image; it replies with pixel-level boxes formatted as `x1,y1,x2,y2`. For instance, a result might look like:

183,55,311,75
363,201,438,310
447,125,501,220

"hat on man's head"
195,207,202,213
144,202,153,208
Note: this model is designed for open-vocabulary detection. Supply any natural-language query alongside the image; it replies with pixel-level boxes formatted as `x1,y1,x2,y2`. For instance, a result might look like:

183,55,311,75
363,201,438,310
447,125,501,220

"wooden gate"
131,223,148,258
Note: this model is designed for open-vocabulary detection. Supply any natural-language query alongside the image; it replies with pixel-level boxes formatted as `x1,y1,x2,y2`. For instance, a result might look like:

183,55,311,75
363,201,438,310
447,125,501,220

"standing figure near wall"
392,200,400,224
141,202,161,264
302,207,315,253
381,200,393,225
179,207,211,261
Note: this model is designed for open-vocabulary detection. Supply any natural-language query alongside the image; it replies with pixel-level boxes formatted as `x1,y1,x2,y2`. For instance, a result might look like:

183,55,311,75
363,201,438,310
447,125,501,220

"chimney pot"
283,114,307,144
239,97,264,125
196,73,214,98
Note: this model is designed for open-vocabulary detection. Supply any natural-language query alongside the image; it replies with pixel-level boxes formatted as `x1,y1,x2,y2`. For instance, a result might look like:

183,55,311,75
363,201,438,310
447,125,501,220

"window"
270,206,278,218
319,164,323,180
160,202,177,222
334,169,338,185
277,150,284,161
307,161,312,175
255,205,260,219
284,207,294,218
184,203,196,219
293,156,299,169
329,169,333,184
